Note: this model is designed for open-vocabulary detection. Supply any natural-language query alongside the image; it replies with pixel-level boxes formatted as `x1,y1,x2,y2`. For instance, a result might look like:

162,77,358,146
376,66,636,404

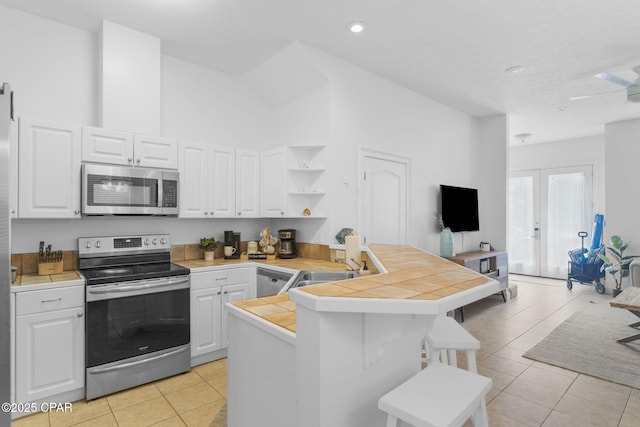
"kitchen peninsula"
226,244,501,427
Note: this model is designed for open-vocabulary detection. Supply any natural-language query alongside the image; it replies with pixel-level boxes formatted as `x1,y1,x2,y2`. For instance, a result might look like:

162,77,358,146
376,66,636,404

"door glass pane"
545,172,591,277
509,176,537,274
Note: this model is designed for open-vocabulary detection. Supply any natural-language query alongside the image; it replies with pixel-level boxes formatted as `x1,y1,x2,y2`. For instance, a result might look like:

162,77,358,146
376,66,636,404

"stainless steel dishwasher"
256,267,294,297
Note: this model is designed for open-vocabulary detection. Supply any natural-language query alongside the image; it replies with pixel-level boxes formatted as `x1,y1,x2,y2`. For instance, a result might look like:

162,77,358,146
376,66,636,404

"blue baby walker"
567,214,606,294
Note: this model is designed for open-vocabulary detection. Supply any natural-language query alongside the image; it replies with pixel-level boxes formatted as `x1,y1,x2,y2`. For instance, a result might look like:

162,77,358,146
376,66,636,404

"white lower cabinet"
190,267,256,366
14,286,85,416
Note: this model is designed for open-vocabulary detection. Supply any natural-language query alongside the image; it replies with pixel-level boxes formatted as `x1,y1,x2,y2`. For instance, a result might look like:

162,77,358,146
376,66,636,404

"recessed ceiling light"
559,106,569,111
515,133,532,143
505,65,524,74
347,21,366,33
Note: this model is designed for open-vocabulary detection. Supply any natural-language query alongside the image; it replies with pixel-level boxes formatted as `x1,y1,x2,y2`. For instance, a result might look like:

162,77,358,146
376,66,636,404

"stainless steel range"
79,234,190,400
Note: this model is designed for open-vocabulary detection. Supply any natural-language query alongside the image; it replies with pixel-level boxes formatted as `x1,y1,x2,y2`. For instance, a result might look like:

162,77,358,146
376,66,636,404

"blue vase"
440,227,455,257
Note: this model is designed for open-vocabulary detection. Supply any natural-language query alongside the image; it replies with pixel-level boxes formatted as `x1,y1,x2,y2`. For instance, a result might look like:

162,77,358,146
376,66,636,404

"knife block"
38,261,63,276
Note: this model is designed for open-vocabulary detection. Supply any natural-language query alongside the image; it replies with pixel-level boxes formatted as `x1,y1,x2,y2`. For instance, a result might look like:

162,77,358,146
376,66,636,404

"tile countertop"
233,244,496,332
176,257,353,272
11,271,85,292
10,257,356,293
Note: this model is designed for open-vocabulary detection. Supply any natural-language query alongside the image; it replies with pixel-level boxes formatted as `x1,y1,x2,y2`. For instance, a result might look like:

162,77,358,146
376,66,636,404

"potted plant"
200,236,220,261
598,235,638,297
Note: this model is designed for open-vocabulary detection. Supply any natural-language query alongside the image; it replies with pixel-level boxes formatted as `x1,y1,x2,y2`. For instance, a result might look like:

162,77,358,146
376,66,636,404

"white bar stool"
425,315,480,373
378,362,492,427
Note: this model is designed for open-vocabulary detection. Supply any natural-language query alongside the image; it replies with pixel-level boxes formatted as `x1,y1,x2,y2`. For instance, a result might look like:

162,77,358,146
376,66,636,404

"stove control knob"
84,241,92,249
95,241,101,248
152,238,158,245
160,237,167,245
144,238,150,246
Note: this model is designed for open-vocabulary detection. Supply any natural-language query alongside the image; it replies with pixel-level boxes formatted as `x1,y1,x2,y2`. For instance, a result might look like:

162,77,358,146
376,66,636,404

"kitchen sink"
286,270,359,290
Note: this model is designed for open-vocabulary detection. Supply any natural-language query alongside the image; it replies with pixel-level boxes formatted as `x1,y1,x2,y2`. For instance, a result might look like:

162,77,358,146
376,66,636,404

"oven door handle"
88,346,189,374
87,277,190,294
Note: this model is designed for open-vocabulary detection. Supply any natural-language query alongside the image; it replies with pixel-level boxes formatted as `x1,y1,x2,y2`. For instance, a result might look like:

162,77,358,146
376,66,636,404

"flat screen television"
440,185,479,232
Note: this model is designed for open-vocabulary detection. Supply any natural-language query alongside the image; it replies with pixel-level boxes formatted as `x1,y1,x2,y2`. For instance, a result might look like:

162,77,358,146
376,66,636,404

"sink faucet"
348,257,362,271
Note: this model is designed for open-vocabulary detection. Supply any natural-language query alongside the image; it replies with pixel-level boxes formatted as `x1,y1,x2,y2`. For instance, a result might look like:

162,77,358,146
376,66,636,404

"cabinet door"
260,147,287,217
81,126,134,165
16,307,85,403
133,135,178,169
221,282,255,347
10,122,18,218
18,118,81,218
178,140,209,218
190,287,223,357
211,146,236,218
235,149,260,217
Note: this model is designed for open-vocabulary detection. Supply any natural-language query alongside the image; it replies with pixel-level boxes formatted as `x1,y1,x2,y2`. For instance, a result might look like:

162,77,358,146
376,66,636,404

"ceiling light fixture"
559,106,569,111
347,21,366,33
515,133,532,143
505,65,524,74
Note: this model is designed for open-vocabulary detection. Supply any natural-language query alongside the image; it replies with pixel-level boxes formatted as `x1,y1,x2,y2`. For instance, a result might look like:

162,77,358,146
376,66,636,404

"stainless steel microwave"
81,164,179,216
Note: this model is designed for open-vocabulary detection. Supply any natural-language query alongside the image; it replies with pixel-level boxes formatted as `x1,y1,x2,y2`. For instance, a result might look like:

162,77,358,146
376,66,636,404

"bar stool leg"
385,414,398,427
447,349,457,367
466,349,478,373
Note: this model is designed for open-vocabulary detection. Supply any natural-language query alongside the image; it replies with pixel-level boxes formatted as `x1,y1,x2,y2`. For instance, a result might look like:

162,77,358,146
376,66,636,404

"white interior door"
361,151,408,245
509,165,593,279
508,171,540,276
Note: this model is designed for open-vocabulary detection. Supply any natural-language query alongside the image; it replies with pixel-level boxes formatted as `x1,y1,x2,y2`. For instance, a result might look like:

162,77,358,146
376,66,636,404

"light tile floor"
13,275,640,426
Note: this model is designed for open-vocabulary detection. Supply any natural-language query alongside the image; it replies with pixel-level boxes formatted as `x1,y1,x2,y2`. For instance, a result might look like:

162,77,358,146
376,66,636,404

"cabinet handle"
224,290,228,294
216,277,228,281
210,212,214,216
74,210,80,215
204,212,208,215
11,210,15,214
41,298,62,304
281,211,285,216
217,291,222,295
77,312,84,318
136,159,141,164
237,212,241,216
128,157,132,163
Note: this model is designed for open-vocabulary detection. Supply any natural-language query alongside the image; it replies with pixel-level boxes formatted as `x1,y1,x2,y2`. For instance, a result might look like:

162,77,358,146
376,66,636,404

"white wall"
301,45,493,254
4,6,507,256
604,119,640,257
0,5,97,126
509,135,605,217
476,115,508,251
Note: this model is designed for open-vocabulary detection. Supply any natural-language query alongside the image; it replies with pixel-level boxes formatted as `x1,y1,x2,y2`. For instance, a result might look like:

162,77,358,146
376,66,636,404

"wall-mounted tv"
440,185,479,232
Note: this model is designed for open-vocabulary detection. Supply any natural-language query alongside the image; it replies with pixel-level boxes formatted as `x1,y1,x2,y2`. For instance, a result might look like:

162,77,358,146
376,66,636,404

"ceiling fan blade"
595,72,634,88
569,89,623,101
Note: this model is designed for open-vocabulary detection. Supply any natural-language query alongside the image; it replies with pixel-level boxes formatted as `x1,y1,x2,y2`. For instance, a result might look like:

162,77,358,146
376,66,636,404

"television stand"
445,250,508,321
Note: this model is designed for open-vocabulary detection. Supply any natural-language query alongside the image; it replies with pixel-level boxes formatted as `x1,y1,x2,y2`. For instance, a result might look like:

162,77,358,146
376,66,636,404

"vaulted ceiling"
3,0,640,145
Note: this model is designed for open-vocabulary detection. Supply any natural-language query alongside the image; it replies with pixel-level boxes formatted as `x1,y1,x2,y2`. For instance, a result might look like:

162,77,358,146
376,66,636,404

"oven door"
82,163,168,215
86,275,190,368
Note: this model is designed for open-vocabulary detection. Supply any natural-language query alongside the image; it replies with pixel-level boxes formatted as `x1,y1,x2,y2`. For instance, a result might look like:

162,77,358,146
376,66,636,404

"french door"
509,165,593,278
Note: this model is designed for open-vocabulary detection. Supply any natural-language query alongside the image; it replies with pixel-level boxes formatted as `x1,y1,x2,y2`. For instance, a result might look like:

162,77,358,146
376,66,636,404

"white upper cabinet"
178,140,210,218
235,149,260,217
260,147,287,217
211,146,236,218
133,134,178,169
81,126,134,166
10,122,18,218
19,117,81,218
82,126,177,169
178,141,236,218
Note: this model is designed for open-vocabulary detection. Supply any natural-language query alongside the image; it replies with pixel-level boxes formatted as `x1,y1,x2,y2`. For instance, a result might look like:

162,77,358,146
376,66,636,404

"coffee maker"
277,229,297,259
224,230,241,260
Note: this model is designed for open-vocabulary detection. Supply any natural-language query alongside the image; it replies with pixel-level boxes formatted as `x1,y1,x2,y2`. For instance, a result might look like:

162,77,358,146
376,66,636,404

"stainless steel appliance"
0,83,13,426
224,230,240,260
278,229,297,259
79,234,190,400
81,163,179,216
256,267,294,297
